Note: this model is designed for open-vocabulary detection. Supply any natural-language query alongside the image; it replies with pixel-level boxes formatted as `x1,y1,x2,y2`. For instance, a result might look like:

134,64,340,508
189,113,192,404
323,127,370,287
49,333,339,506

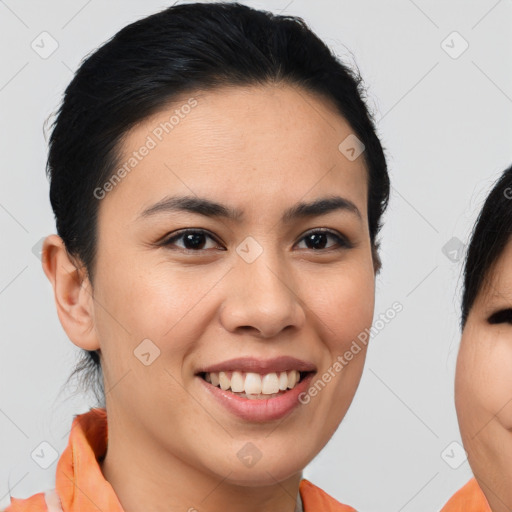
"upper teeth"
204,370,301,395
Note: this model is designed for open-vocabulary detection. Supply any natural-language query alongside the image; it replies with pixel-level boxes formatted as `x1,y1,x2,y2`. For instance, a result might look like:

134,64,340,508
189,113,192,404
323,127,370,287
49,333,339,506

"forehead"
104,83,369,221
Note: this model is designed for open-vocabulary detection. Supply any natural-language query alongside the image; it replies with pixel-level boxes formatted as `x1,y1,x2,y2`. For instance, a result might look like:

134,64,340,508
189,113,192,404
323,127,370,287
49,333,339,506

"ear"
41,234,99,351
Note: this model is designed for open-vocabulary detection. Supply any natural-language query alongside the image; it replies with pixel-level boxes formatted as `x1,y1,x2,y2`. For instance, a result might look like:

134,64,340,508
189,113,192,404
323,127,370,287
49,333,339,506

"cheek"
96,260,213,333
457,330,512,434
92,264,213,404
312,264,375,349
91,262,211,388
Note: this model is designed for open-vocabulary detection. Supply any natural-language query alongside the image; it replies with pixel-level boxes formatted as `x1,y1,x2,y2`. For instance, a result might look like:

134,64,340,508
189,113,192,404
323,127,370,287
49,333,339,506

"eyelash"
161,228,352,253
488,308,512,325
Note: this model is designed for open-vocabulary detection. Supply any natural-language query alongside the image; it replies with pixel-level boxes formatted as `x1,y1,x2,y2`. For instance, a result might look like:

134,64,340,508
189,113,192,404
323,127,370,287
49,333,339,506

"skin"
456,239,512,511
42,83,376,512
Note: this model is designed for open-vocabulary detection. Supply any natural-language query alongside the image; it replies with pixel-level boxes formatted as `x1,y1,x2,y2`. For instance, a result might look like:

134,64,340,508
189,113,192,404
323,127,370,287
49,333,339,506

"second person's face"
456,239,512,511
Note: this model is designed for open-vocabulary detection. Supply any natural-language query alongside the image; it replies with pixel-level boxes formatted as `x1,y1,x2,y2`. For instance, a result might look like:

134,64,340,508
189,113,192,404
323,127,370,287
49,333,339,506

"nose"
219,248,306,338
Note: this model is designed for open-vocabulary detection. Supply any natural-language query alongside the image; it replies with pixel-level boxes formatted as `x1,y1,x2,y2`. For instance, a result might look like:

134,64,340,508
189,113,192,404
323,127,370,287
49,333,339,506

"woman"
4,2,389,511
441,165,512,511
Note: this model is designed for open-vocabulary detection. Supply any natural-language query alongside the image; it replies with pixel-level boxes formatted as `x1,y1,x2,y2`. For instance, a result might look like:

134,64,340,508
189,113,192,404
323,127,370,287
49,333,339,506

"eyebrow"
138,194,362,223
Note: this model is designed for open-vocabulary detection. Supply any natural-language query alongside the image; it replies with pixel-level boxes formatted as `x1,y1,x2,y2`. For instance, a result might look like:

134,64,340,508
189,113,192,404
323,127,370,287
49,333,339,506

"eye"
295,229,352,251
488,308,512,325
162,229,223,251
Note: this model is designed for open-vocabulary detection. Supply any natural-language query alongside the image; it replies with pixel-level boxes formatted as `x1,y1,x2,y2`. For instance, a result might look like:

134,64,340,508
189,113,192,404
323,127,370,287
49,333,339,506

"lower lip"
196,372,315,422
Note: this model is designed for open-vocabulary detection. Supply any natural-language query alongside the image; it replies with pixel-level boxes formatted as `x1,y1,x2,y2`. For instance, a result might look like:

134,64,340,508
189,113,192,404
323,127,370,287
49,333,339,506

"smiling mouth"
198,370,311,399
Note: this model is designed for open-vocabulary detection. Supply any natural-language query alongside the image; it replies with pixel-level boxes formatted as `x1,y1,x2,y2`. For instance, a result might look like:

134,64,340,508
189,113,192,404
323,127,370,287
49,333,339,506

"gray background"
1,1,511,510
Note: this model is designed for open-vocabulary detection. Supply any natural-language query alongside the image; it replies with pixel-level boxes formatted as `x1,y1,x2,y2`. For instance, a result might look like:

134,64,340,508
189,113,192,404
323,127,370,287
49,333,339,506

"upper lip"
196,356,317,375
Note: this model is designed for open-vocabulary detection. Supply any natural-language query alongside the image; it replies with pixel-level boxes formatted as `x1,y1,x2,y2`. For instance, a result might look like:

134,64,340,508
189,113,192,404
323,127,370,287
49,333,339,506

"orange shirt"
440,478,491,511
4,408,355,512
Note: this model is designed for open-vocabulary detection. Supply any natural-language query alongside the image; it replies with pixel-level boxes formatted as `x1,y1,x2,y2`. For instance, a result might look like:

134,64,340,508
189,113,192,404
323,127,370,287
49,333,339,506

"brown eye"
488,308,512,325
162,229,222,251
296,229,352,251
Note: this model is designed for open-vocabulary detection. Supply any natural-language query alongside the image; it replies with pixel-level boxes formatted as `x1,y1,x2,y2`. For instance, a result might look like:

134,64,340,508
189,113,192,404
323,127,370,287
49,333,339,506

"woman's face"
456,239,512,511
77,84,375,484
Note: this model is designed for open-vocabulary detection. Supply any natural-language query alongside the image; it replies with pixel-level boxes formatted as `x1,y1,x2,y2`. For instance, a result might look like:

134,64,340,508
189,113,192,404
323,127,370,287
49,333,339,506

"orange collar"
55,408,123,512
440,477,492,511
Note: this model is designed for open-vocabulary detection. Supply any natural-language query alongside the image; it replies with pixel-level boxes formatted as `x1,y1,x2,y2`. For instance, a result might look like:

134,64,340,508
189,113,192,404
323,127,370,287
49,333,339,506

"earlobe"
41,234,100,351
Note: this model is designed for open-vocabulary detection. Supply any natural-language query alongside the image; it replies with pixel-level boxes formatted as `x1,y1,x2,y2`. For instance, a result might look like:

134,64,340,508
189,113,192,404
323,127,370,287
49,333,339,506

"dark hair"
461,164,512,328
47,1,390,407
